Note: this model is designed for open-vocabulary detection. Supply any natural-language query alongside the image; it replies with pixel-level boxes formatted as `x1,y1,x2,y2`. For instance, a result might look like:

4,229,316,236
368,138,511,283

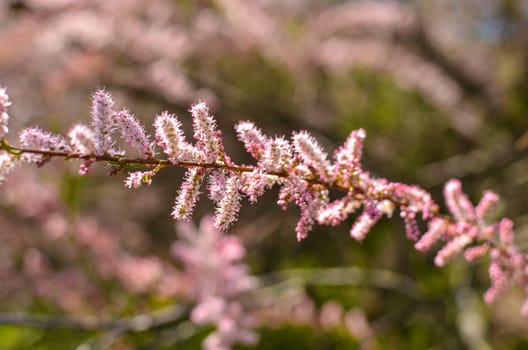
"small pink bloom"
0,152,16,185
261,136,293,173
521,298,528,317
239,169,277,203
19,127,71,164
154,111,194,162
0,86,11,139
172,168,205,220
444,179,476,222
214,176,241,231
350,202,381,241
484,262,509,303
235,121,267,161
434,234,472,267
208,170,228,202
400,207,420,241
294,186,329,241
124,170,155,189
475,190,499,221
115,109,155,158
498,218,514,245
68,124,96,155
333,128,365,186
317,195,361,226
293,130,333,183
191,101,224,163
90,89,117,156
464,244,490,262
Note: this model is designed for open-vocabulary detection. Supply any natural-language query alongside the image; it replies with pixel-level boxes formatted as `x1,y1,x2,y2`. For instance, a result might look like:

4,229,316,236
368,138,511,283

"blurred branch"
255,266,422,301
301,1,503,139
0,304,188,332
419,136,528,186
410,19,503,115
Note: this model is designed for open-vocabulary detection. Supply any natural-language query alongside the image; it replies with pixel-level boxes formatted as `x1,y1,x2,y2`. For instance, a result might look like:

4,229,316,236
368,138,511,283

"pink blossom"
115,109,155,158
117,256,163,293
208,170,228,202
172,217,258,349
239,169,277,203
261,136,293,172
333,128,365,187
319,301,344,330
68,124,96,155
0,86,11,139
317,195,361,226
521,298,528,318
484,261,510,303
293,130,333,183
444,179,476,222
19,127,71,164
294,185,329,241
394,183,438,220
154,111,189,162
498,218,514,245
400,206,420,241
464,244,490,262
434,234,473,267
90,89,117,156
217,236,246,261
276,175,305,210
235,120,267,161
191,296,227,324
214,175,241,231
0,152,16,185
475,190,499,220
124,170,156,189
172,168,205,220
350,201,381,241
78,159,94,176
191,101,224,163
415,218,447,252
20,127,71,153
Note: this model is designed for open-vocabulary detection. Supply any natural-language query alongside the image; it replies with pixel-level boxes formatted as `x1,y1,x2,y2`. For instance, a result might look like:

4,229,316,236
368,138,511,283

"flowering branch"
1,86,527,317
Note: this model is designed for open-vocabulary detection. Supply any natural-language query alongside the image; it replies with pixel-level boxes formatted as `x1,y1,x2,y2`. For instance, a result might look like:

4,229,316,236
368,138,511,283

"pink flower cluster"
235,122,439,242
0,86,527,316
414,179,528,315
0,86,10,140
0,87,15,184
172,217,258,350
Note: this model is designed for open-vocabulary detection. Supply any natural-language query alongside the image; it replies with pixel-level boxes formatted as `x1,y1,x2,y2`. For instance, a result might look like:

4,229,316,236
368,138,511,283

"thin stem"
1,139,352,192
0,139,469,225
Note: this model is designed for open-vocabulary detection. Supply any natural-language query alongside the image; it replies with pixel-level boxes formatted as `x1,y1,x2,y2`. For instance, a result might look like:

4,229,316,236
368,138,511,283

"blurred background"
0,0,528,349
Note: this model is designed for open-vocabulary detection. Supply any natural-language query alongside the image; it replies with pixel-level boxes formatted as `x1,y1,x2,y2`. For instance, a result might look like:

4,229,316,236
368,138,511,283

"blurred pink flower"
172,216,258,350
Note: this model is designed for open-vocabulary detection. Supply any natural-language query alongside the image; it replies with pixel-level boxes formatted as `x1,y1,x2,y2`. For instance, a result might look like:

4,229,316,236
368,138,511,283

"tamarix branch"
1,86,527,316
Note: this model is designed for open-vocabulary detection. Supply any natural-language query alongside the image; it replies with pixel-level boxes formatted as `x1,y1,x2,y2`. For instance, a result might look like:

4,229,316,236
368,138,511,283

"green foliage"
330,68,455,180
59,172,88,213
0,327,43,350
240,325,359,350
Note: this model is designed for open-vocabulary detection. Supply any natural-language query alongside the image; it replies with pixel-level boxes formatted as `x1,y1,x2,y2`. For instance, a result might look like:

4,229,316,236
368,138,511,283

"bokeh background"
1,0,528,349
